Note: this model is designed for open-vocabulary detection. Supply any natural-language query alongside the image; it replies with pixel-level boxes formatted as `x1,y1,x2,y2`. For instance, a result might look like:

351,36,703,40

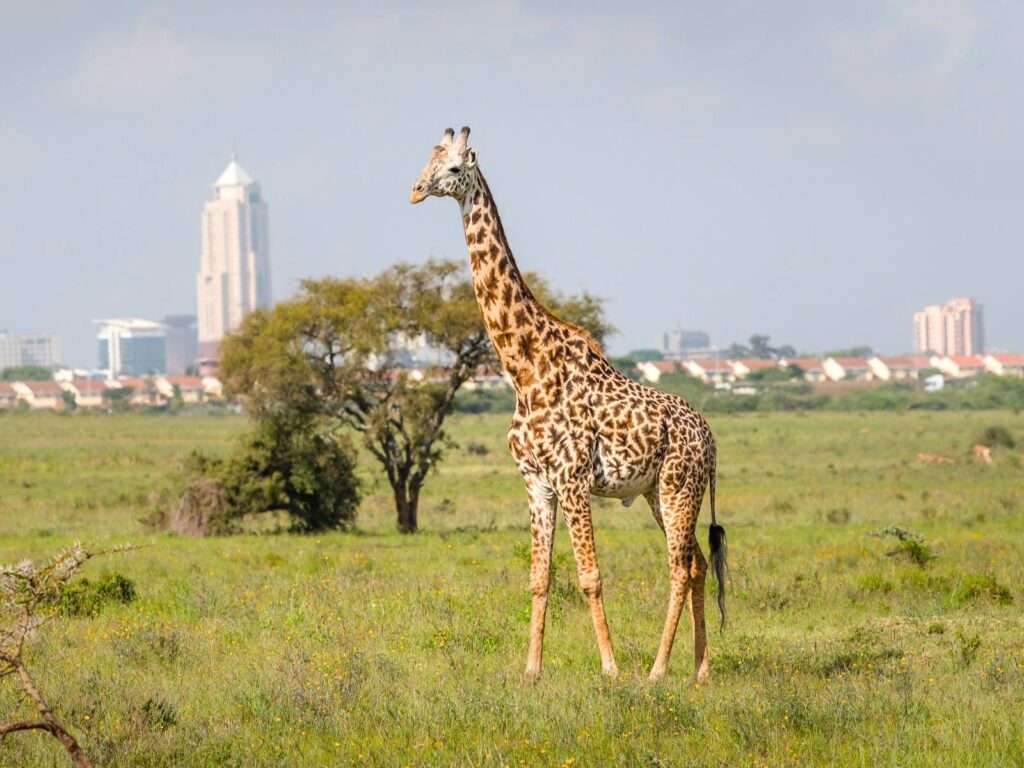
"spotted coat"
411,127,720,683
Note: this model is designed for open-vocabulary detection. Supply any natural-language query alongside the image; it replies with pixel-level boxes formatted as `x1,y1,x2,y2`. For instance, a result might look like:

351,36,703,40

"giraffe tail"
708,439,727,632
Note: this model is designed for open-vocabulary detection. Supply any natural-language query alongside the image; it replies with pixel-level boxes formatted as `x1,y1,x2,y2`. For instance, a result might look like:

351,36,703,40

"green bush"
949,573,1014,607
453,387,516,414
977,425,1016,449
871,526,935,567
56,572,137,617
162,414,361,534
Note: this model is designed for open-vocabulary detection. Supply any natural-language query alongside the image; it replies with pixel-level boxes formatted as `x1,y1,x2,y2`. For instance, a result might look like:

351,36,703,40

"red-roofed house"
867,355,931,381
12,380,66,410
934,355,986,378
636,360,678,383
779,357,826,382
201,376,224,400
156,375,207,404
730,359,780,379
112,377,164,405
682,358,734,384
0,382,17,409
59,378,108,408
823,357,872,382
984,353,1024,377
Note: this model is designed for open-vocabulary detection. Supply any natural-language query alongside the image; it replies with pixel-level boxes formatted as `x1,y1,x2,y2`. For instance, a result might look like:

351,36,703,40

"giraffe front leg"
524,475,557,682
560,487,618,677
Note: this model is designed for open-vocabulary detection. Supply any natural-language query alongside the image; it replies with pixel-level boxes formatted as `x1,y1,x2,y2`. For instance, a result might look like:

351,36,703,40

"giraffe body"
411,127,726,682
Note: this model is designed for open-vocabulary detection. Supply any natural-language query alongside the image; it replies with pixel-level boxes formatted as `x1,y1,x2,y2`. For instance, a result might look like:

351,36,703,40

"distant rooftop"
94,318,164,332
215,158,255,188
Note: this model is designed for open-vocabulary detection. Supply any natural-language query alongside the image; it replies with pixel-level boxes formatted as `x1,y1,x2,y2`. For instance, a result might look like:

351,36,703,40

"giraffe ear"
465,149,478,168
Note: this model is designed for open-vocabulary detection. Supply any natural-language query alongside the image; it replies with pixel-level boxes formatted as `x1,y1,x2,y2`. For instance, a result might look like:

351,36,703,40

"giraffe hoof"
688,669,709,687
602,662,619,678
648,667,666,683
524,667,541,684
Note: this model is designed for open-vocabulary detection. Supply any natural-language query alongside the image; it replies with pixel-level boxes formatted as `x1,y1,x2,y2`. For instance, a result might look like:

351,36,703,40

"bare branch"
0,719,55,738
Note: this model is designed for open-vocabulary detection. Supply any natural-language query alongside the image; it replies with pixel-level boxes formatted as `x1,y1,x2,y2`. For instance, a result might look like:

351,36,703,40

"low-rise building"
779,357,826,382
114,377,164,406
933,355,986,378
682,358,734,384
730,359,779,379
984,353,1024,377
823,357,872,382
867,355,931,381
12,380,66,410
201,376,224,400
0,382,18,409
636,360,678,383
59,378,108,409
156,375,207,404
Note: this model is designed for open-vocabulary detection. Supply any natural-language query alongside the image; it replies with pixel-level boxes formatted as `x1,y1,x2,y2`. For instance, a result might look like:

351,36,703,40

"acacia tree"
220,260,610,533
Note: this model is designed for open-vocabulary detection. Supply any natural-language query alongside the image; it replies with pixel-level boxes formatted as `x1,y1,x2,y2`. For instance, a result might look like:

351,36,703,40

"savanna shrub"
225,415,361,531
872,526,935,567
159,414,361,534
56,572,137,617
977,425,1016,449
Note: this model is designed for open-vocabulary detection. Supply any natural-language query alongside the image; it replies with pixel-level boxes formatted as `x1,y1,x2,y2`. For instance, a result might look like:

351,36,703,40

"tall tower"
196,156,271,360
913,298,985,356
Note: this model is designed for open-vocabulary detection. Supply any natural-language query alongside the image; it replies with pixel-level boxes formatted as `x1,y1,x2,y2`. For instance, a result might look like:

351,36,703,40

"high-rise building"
196,156,271,360
662,329,711,360
0,331,62,371
96,319,167,376
913,297,984,356
163,314,198,375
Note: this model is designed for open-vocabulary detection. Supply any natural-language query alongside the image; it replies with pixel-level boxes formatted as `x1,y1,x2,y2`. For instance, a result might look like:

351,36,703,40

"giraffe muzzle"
409,186,428,204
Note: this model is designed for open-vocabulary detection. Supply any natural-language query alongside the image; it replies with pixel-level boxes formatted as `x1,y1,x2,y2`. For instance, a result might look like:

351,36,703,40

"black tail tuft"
709,523,727,631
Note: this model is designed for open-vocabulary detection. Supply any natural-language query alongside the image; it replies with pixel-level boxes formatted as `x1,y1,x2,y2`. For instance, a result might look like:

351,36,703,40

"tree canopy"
220,260,611,532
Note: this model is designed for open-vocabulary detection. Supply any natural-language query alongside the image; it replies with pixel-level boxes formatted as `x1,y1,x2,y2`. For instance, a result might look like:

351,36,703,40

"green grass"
1,409,1023,766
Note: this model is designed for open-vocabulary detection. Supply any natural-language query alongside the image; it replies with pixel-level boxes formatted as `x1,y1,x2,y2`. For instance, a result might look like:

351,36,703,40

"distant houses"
0,375,225,410
682,358,734,384
632,351,1024,388
1,346,1022,412
984,353,1024,377
867,355,931,381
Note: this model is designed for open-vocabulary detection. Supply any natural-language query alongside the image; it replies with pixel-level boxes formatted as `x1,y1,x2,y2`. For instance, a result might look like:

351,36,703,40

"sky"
1,1,1021,366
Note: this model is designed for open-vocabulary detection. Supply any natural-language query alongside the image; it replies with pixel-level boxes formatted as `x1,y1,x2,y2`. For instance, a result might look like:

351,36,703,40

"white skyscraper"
196,157,271,359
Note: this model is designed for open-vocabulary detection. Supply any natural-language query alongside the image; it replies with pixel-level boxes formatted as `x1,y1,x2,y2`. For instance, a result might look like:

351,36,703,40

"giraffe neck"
458,172,553,391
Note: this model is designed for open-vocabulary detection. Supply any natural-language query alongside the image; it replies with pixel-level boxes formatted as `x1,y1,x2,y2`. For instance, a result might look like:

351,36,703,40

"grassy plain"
1,409,1022,767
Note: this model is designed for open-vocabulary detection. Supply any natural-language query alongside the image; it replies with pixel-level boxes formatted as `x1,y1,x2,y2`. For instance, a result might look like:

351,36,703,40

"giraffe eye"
448,166,461,174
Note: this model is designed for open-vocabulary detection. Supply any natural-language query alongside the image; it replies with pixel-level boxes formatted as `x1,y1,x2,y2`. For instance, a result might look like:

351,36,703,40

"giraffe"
410,126,727,683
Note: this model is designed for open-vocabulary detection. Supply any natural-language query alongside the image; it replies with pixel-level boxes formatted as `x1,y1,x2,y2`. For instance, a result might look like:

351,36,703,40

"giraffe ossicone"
410,126,728,683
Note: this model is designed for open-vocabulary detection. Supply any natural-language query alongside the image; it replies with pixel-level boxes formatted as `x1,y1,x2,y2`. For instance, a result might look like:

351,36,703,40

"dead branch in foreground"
1,543,134,767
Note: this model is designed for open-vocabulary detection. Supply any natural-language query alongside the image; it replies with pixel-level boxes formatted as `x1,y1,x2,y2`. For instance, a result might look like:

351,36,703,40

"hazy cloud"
828,0,977,105
60,14,274,112
62,16,201,109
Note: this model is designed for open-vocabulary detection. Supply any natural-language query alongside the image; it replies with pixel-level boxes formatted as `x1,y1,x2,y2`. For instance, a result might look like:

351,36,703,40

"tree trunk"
394,484,420,534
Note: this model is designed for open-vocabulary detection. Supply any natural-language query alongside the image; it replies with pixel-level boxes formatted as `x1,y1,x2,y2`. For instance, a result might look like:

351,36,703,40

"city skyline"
2,3,1023,366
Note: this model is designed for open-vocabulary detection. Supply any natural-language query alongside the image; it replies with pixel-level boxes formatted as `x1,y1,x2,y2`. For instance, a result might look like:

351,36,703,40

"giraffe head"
409,126,477,204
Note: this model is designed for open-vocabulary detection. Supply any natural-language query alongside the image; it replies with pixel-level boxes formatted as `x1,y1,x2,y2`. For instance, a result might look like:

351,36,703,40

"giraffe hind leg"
649,468,703,682
688,539,710,684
